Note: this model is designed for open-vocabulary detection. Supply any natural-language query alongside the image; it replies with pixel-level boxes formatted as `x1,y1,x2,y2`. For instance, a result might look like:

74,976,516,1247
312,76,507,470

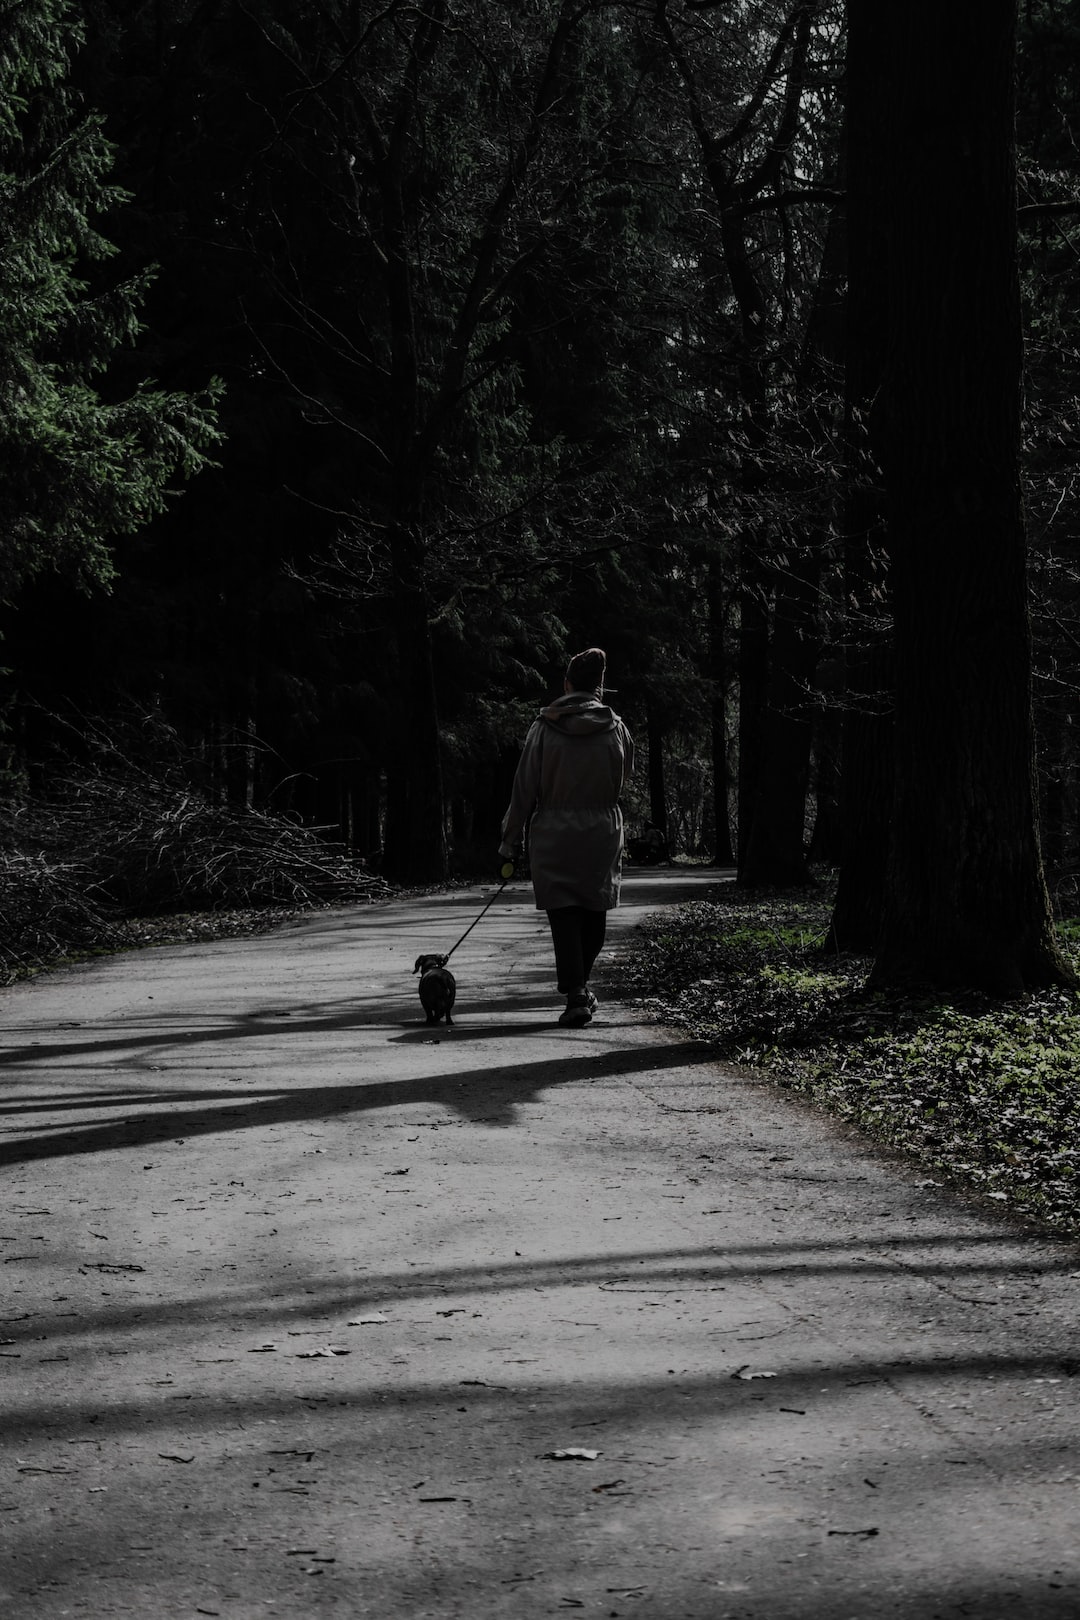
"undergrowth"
614,884,1080,1238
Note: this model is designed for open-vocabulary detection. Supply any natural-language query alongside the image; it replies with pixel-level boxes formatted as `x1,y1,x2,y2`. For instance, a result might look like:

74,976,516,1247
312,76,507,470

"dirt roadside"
2,867,1079,1620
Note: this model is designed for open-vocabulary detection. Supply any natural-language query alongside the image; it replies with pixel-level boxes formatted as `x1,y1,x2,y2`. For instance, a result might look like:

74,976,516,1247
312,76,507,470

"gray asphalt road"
2,867,1078,1619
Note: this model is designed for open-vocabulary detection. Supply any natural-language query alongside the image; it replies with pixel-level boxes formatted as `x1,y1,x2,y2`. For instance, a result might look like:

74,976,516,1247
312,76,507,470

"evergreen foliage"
0,0,220,601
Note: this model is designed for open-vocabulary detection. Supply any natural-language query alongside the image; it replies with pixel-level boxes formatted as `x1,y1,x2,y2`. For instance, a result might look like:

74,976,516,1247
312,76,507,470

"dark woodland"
3,0,1080,994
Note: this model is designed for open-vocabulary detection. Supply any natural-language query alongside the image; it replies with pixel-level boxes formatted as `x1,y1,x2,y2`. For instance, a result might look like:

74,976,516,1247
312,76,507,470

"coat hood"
539,692,618,736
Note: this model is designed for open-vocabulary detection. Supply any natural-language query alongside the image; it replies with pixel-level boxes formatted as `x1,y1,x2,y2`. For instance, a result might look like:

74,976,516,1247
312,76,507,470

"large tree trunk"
736,551,769,868
828,27,894,954
645,699,668,837
740,555,819,887
829,494,893,951
380,521,447,884
853,0,1073,994
707,556,736,865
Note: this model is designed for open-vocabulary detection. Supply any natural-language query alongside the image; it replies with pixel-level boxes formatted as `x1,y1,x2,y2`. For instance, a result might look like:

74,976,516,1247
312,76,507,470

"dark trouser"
546,907,607,995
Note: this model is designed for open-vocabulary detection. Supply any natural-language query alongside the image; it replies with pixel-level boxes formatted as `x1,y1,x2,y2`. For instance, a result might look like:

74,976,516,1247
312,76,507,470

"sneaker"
558,995,593,1028
584,990,599,1014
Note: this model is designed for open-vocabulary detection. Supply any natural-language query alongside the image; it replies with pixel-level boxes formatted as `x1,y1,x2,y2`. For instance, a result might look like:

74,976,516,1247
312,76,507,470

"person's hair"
566,646,606,694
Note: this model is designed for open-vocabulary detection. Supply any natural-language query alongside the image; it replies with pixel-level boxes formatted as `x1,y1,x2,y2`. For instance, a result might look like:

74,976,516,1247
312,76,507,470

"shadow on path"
0,1038,719,1166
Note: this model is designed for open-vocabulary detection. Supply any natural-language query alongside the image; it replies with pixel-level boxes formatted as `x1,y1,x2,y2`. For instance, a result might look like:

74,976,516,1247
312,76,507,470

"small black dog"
413,954,456,1026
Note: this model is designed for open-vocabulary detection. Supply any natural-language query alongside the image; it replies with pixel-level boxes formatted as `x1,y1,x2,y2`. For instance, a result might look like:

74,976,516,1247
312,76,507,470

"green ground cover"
615,883,1080,1238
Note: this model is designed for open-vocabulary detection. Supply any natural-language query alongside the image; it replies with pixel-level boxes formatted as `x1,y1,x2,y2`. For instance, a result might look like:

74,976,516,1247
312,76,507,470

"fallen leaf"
296,1346,351,1358
731,1366,777,1380
158,1453,195,1464
347,1313,388,1326
541,1448,599,1462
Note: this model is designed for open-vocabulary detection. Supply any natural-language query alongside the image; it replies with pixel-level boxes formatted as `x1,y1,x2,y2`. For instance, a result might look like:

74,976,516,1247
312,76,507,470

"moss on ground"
614,884,1080,1238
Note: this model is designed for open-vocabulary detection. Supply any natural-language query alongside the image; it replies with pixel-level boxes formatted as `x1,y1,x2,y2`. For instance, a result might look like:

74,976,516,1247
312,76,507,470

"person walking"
498,647,634,1026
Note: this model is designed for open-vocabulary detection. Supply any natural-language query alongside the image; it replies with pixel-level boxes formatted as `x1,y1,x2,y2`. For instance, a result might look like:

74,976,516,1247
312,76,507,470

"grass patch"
614,883,1080,1237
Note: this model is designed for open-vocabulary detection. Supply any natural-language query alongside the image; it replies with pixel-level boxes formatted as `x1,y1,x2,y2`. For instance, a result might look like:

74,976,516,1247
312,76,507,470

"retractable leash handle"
442,861,517,962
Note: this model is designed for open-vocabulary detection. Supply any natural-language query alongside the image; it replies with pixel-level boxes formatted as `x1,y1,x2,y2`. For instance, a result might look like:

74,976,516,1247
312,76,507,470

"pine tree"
0,0,219,601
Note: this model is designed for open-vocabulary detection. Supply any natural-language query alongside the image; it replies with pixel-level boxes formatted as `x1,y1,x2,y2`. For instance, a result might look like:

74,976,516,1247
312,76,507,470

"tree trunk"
373,20,450,887
689,15,818,888
829,494,893,952
736,550,769,868
853,0,1073,994
380,521,447,884
646,700,668,836
358,770,383,865
828,21,894,954
707,556,736,865
807,702,842,866
740,555,819,887
829,644,892,951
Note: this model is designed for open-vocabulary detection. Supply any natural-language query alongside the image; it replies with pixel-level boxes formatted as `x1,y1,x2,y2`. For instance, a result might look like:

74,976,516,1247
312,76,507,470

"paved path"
2,868,1079,1619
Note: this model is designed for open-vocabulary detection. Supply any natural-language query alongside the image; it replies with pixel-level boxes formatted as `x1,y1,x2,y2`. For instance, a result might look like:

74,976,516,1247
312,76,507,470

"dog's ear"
413,956,425,974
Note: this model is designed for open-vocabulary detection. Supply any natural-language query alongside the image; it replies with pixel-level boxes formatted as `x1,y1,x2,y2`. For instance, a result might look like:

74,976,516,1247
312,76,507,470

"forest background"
3,0,1080,1005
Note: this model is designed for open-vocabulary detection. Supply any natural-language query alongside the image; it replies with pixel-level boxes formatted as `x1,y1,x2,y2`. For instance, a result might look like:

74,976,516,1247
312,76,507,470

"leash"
443,860,516,962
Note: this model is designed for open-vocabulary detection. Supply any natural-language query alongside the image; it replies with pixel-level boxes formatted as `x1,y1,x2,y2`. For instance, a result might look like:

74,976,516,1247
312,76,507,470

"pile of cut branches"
34,766,386,913
0,718,388,982
0,849,125,979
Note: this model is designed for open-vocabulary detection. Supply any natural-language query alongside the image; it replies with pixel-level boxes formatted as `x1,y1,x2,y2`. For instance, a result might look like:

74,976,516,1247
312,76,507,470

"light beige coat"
499,693,634,911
